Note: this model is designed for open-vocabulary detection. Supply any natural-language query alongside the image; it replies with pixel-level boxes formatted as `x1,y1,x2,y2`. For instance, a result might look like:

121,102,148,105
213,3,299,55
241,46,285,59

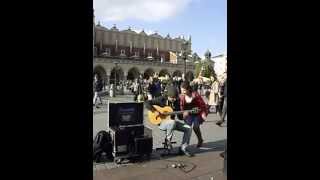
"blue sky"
94,0,226,57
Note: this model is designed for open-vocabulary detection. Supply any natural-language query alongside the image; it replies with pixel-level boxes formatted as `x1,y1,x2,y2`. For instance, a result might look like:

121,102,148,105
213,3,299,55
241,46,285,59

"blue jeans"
185,115,200,128
159,119,192,151
185,115,203,143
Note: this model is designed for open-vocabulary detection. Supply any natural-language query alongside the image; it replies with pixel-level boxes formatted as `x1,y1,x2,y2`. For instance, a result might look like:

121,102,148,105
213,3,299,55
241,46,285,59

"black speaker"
110,125,145,155
134,136,153,155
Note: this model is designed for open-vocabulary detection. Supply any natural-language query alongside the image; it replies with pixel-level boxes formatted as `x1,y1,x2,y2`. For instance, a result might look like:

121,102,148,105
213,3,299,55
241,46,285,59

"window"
120,49,126,56
147,52,153,60
105,48,110,55
101,48,110,57
161,55,165,63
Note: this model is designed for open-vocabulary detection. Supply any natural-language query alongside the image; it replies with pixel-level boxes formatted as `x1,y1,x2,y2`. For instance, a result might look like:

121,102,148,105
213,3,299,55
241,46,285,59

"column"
106,70,111,86
123,72,128,82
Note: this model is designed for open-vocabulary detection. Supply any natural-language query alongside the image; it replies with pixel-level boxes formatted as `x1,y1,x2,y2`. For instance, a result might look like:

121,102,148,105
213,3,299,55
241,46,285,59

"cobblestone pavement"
93,94,227,170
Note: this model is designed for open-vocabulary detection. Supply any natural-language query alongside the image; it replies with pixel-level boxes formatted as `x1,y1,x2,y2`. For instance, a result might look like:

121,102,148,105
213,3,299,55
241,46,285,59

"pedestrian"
216,78,227,126
93,74,103,108
208,76,219,112
109,84,114,97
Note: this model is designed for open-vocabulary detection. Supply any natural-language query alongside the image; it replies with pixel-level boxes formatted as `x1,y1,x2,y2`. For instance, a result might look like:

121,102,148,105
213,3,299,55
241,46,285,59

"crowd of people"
93,72,227,118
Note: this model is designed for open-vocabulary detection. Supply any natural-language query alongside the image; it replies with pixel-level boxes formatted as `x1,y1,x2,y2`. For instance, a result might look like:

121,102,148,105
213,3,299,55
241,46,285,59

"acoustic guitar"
148,105,199,125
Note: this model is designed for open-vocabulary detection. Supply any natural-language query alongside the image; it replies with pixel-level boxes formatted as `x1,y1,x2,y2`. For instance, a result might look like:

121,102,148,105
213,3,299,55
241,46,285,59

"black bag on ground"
93,130,113,162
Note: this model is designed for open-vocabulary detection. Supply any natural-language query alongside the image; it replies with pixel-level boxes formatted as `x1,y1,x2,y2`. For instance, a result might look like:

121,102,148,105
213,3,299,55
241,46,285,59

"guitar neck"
165,109,196,115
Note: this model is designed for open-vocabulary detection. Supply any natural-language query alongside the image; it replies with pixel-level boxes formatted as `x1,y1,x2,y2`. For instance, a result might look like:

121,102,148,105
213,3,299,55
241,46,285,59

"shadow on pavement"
192,139,226,154
150,139,226,161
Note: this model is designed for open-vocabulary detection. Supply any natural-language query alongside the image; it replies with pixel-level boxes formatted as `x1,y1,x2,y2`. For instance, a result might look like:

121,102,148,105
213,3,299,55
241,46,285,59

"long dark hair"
180,81,192,93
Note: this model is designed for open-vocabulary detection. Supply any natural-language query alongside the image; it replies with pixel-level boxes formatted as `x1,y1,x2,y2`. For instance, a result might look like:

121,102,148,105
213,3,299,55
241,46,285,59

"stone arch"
143,68,155,79
185,71,194,82
159,69,170,77
93,65,107,89
172,70,182,77
127,67,140,81
93,65,107,81
110,66,124,85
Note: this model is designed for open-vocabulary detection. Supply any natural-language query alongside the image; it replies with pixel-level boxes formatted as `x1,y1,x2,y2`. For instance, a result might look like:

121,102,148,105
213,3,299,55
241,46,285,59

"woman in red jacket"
180,81,208,148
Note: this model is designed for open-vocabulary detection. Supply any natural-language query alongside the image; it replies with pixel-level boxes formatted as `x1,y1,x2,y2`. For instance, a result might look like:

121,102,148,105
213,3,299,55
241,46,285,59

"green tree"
195,60,216,78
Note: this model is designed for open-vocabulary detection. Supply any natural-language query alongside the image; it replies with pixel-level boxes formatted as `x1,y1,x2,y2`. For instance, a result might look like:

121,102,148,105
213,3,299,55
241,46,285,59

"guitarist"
144,86,194,157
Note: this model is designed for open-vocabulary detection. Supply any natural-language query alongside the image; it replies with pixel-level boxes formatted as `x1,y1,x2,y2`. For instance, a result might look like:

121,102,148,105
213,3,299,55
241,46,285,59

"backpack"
93,131,113,162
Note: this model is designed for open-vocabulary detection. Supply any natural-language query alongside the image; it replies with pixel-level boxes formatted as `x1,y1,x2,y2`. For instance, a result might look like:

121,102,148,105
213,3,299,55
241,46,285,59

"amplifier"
134,136,153,155
110,125,145,156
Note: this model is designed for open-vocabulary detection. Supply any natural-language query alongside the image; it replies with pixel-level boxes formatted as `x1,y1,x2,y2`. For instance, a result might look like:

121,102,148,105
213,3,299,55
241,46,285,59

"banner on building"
169,51,177,64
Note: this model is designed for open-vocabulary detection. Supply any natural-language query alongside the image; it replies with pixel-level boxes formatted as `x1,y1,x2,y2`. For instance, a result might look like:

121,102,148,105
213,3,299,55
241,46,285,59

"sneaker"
179,148,194,157
197,139,203,148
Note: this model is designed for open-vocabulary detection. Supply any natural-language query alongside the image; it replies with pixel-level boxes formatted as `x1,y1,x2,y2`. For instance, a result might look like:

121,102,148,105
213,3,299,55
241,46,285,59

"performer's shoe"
179,148,194,157
220,152,225,158
197,139,203,148
216,120,223,127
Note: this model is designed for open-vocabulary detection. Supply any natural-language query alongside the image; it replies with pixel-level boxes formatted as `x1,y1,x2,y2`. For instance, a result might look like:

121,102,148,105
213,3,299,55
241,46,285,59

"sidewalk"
94,146,226,180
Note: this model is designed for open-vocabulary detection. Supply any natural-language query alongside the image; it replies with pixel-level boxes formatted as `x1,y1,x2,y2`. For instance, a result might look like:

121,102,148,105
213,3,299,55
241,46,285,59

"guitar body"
148,105,173,125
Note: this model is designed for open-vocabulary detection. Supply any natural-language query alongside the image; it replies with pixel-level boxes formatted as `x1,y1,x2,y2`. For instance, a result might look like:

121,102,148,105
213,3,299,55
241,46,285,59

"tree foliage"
195,60,216,78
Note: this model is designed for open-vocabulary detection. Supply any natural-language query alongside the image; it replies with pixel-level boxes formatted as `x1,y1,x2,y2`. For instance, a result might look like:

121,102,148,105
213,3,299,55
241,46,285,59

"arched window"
120,49,126,56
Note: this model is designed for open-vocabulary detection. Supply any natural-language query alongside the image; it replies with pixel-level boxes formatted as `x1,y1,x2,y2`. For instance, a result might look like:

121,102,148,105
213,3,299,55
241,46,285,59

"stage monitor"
108,102,144,128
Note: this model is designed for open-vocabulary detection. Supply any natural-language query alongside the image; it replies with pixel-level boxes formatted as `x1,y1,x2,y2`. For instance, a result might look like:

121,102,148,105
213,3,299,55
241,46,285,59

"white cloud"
94,0,194,22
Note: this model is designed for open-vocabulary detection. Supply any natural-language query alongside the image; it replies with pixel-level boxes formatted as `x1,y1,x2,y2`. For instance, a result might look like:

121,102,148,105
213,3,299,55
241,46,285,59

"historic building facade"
93,15,196,85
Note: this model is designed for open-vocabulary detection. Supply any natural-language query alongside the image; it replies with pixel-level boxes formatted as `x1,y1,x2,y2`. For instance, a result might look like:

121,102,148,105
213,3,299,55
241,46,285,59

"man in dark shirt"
145,86,194,157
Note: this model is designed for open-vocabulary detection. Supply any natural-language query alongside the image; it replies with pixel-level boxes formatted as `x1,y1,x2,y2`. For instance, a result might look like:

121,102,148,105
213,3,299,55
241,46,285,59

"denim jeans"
159,119,192,151
185,115,201,128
